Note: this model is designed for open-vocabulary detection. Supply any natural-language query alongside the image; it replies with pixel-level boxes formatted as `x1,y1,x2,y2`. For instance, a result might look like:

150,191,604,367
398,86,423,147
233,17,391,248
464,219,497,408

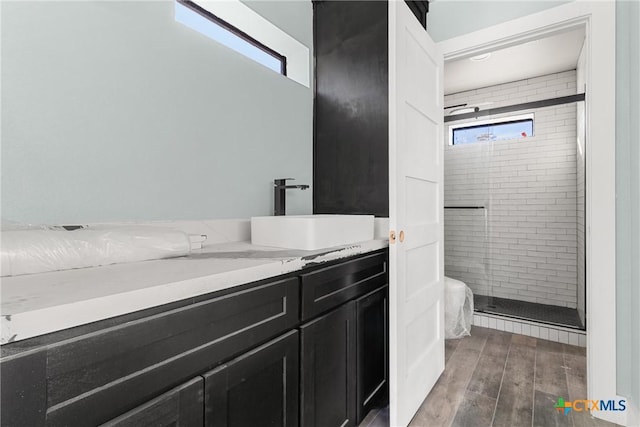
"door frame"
437,2,627,425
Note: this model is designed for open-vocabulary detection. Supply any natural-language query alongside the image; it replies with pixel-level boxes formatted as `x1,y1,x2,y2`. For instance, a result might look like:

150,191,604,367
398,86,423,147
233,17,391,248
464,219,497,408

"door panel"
388,1,445,426
406,243,438,298
203,330,299,427
405,106,439,180
300,302,356,427
405,177,438,224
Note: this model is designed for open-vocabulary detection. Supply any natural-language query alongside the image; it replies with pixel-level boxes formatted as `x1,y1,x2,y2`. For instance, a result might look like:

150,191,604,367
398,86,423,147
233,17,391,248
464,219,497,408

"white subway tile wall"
471,313,586,347
512,322,522,335
558,330,570,344
504,320,514,333
539,326,549,341
530,325,540,338
444,70,580,308
578,334,587,347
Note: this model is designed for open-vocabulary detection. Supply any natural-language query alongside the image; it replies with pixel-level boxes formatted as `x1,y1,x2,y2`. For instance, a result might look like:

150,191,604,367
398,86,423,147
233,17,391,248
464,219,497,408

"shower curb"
472,312,586,347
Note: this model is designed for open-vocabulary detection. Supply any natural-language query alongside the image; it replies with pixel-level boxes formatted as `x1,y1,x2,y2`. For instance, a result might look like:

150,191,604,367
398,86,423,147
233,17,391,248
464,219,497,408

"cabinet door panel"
100,377,203,427
300,302,356,427
204,330,299,427
356,286,389,423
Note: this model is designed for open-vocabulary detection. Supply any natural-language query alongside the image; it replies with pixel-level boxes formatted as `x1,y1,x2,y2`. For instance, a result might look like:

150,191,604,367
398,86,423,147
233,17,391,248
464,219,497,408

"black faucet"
274,178,309,216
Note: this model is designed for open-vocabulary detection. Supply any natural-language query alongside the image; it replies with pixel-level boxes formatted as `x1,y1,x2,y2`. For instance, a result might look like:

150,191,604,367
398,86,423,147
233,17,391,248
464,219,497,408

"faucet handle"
274,178,295,186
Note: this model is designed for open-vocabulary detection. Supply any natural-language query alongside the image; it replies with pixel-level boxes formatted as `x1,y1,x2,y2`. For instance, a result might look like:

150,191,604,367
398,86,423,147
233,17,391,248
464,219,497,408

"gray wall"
615,0,640,409
1,0,313,224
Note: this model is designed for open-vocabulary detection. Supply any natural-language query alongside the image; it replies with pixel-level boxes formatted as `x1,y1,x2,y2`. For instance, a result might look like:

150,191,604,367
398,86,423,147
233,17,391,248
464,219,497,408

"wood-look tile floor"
407,326,620,427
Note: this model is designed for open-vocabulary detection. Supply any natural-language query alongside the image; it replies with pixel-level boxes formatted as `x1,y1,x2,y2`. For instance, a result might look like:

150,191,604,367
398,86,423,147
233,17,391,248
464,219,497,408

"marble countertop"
1,239,388,345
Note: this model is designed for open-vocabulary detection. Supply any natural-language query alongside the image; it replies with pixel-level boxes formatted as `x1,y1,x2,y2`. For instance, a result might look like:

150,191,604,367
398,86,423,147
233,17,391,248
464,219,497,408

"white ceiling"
444,27,586,95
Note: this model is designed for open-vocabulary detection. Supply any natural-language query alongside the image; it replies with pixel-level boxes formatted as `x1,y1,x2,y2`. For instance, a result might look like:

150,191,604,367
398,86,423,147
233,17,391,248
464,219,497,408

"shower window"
449,113,534,145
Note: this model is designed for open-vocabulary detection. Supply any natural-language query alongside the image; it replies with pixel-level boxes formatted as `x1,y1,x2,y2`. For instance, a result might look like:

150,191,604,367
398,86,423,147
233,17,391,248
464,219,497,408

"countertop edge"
1,240,388,345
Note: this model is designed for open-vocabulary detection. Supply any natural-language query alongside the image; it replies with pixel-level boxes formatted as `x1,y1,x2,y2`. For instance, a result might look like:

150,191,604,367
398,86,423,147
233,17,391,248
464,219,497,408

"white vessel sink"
250,215,375,250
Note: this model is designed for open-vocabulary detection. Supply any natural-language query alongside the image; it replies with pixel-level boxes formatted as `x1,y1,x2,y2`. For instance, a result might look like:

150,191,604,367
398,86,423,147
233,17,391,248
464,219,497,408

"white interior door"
388,1,444,426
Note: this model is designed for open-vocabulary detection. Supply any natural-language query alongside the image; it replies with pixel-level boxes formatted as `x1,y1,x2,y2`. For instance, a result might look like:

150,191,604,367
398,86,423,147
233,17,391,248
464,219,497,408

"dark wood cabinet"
300,302,357,427
0,276,299,427
313,0,429,218
300,251,387,321
313,0,389,217
100,377,204,427
0,348,47,426
299,252,389,427
356,287,389,423
299,285,390,427
203,330,299,427
0,250,388,427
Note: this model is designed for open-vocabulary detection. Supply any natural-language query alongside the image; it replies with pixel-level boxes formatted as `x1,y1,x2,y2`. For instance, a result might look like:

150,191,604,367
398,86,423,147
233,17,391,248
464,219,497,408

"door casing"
438,2,627,425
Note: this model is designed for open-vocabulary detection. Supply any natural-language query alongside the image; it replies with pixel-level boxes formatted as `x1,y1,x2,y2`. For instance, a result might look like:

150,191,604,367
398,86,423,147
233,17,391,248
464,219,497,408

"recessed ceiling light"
470,53,491,62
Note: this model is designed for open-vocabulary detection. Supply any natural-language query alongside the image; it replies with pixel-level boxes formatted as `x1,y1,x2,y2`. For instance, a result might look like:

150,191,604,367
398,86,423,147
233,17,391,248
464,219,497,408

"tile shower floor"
475,295,584,329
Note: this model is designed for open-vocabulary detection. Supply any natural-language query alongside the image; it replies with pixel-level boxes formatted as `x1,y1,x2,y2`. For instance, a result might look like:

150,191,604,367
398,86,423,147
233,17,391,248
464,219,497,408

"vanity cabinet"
0,249,388,427
0,276,299,427
300,251,389,427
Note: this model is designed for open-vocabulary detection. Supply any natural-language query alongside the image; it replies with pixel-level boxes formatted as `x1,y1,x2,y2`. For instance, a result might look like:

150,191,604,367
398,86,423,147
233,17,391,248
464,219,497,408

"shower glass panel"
444,101,586,331
444,208,490,296
444,136,494,308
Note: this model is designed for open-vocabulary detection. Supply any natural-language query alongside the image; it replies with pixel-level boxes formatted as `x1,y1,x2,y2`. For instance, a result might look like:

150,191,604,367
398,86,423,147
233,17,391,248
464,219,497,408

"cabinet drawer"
300,252,387,320
100,377,203,427
40,277,299,427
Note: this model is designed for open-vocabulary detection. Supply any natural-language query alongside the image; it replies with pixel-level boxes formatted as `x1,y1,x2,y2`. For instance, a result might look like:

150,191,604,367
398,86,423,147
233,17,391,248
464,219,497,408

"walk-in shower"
443,63,587,330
